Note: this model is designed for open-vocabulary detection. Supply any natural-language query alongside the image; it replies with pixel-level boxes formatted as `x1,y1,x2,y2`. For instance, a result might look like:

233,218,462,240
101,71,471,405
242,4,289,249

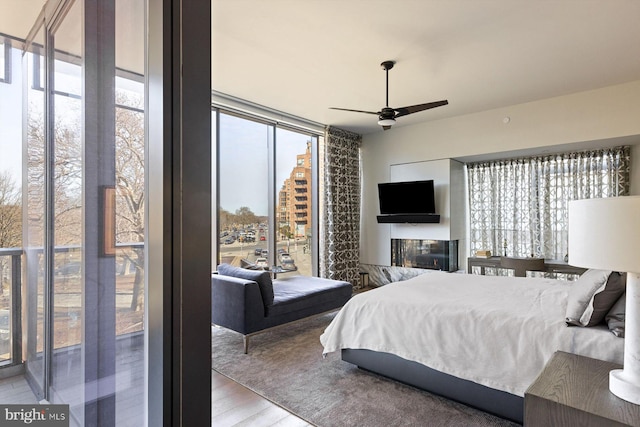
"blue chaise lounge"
212,263,352,353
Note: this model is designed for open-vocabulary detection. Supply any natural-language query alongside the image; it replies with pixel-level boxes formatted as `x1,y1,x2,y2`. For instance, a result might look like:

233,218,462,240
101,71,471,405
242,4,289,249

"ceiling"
3,1,640,136
212,0,640,135
0,1,45,41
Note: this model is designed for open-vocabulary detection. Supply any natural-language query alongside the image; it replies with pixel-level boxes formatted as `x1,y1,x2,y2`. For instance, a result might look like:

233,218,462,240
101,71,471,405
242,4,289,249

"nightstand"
525,351,640,426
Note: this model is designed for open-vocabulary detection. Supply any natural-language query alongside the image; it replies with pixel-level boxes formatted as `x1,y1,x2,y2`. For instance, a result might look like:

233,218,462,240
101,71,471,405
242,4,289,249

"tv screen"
378,180,436,214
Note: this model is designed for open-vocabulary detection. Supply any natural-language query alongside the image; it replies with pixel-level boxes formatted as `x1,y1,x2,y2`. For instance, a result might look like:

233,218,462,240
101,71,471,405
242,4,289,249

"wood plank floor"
0,371,311,426
211,370,312,426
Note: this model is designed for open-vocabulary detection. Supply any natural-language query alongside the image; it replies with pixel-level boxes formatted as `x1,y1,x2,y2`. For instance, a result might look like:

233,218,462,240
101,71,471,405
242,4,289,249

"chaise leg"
243,336,249,354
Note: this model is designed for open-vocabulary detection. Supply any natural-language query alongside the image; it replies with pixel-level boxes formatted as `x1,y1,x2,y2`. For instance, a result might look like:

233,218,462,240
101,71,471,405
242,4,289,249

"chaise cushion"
217,263,274,306
266,275,352,318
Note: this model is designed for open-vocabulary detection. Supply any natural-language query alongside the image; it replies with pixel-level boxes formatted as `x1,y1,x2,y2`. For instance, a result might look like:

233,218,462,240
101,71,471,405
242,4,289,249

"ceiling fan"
330,60,448,130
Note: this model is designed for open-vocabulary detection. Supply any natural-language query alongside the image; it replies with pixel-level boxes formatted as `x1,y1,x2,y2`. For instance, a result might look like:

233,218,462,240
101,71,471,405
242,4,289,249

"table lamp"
569,196,640,404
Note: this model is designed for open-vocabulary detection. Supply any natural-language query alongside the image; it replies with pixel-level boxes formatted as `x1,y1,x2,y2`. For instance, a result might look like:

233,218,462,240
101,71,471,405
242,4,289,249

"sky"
217,112,313,216
0,47,23,183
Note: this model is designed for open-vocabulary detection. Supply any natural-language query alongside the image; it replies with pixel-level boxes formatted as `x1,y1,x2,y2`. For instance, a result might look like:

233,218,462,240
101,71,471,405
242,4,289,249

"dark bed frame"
341,348,523,424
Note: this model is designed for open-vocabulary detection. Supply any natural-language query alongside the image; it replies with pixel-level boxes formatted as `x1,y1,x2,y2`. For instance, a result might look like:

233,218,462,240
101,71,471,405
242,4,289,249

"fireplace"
391,239,459,272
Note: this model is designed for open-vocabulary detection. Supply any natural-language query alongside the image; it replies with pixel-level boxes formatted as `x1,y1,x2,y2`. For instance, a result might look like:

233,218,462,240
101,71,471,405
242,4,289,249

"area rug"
212,312,519,427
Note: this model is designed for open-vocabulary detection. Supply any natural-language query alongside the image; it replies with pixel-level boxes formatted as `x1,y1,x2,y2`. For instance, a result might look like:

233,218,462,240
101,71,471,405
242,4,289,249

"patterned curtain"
320,126,362,288
467,146,630,261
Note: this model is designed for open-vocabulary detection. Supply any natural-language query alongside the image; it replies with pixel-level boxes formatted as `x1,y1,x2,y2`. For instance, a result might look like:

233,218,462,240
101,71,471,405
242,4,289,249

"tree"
219,208,232,231
0,171,21,295
26,94,147,313
235,206,258,228
279,224,292,240
0,172,21,249
26,107,83,248
114,93,145,311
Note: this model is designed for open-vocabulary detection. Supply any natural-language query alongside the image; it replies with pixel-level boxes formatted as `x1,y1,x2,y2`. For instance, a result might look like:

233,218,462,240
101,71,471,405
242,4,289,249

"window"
0,38,10,84
215,111,319,276
467,146,631,270
0,35,20,367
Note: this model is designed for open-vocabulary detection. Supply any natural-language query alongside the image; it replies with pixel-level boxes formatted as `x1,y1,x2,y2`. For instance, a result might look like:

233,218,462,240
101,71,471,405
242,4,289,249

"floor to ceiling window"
0,35,23,369
275,128,316,276
214,109,321,277
18,0,146,424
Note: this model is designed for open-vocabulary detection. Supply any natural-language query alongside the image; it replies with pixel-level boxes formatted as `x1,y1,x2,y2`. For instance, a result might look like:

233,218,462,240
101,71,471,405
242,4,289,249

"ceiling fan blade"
394,100,448,118
382,125,392,131
329,107,380,115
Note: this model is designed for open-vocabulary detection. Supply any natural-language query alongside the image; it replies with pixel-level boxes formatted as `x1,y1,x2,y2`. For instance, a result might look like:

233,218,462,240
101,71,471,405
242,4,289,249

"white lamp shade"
377,118,395,126
568,196,640,273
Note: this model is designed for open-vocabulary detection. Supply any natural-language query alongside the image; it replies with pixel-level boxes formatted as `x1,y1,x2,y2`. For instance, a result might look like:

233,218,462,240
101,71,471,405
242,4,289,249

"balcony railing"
0,248,21,368
0,242,144,370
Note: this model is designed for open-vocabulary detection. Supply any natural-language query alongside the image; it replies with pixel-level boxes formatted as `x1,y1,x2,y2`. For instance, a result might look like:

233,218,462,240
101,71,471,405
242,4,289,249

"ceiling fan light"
378,118,395,126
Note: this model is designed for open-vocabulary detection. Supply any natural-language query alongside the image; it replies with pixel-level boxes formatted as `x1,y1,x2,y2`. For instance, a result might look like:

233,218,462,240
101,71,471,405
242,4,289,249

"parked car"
281,258,297,271
260,236,266,241
255,257,268,269
55,261,81,276
261,249,269,257
224,237,235,245
254,248,263,256
278,252,291,262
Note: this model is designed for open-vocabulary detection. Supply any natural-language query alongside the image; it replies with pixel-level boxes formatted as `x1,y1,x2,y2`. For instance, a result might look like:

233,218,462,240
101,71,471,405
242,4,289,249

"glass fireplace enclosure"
391,239,459,272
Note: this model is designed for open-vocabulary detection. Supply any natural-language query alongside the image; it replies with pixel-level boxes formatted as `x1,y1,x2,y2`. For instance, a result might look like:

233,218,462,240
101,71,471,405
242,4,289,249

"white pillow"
565,269,611,326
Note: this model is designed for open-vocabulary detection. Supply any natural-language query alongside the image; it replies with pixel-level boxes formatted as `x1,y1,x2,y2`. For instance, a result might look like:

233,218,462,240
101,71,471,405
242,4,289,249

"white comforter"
320,271,624,396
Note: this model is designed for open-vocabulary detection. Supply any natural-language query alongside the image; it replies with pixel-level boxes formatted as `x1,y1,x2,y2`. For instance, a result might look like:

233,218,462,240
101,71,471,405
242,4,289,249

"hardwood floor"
211,370,312,427
0,370,311,426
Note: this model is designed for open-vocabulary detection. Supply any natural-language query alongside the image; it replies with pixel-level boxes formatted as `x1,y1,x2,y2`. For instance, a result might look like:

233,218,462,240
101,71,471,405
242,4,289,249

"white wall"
361,80,640,266
387,159,461,241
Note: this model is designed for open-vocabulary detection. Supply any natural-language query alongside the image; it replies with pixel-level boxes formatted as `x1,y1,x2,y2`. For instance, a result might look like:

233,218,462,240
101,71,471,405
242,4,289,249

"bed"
319,271,625,423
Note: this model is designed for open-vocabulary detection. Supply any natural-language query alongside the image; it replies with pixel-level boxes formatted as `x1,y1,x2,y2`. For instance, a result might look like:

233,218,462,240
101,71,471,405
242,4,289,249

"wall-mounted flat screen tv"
378,179,436,215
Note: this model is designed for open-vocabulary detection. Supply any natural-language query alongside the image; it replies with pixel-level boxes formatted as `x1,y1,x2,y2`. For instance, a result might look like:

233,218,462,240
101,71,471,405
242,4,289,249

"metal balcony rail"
0,242,144,370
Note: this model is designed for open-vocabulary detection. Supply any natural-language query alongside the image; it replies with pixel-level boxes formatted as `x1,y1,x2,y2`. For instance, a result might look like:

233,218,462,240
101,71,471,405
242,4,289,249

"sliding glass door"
21,0,146,424
49,1,84,415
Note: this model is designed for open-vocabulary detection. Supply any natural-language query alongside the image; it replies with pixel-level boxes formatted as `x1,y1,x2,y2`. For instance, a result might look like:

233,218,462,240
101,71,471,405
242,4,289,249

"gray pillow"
580,271,626,326
565,269,611,326
217,263,274,306
606,292,626,337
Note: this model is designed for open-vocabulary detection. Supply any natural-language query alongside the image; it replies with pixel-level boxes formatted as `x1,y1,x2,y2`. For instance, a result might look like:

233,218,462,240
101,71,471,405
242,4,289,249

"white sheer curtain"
467,146,631,261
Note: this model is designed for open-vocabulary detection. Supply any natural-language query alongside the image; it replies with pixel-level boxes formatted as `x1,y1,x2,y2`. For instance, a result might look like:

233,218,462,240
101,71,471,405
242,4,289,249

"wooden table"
525,351,640,426
467,256,587,276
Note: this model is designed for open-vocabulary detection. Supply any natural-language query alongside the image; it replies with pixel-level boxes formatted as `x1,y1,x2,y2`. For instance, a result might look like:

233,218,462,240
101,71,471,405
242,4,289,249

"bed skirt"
341,348,523,424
